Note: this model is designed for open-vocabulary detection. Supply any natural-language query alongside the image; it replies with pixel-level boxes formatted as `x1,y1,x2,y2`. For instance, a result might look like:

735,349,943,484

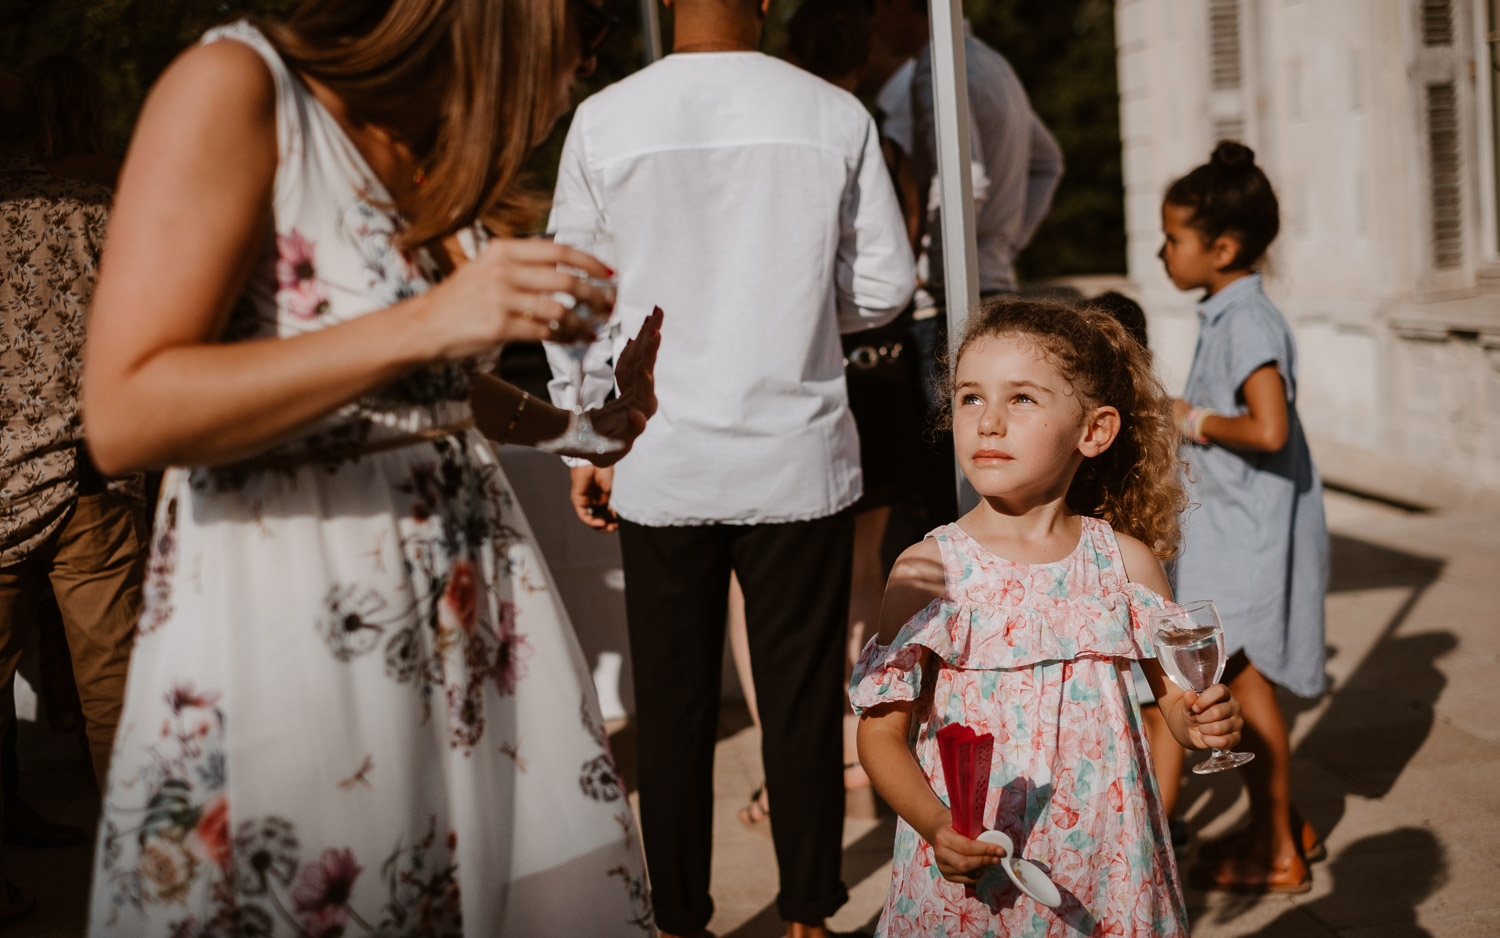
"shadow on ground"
718,528,1455,937
1180,531,1451,932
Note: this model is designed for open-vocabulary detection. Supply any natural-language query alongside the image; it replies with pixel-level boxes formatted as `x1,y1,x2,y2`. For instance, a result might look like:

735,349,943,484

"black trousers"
618,511,854,933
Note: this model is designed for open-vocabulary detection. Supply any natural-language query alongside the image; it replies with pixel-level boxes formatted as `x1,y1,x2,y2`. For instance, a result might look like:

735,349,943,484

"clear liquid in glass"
1153,626,1225,694
1148,600,1255,774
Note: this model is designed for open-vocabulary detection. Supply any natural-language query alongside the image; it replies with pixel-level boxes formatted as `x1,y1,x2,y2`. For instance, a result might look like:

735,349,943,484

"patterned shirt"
0,151,139,564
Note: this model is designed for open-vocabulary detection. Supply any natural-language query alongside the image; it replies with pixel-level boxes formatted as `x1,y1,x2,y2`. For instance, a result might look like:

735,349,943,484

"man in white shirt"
547,1,913,935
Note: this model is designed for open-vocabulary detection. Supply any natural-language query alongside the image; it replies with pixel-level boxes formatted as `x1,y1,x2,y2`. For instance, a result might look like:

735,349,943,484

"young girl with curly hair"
850,298,1243,937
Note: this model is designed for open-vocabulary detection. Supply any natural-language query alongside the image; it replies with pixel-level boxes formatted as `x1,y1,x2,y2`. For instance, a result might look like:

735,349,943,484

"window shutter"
1208,0,1243,92
1206,0,1248,148
1421,0,1454,46
1426,81,1464,269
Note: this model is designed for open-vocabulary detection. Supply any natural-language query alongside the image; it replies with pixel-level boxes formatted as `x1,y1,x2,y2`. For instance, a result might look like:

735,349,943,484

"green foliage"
1,0,298,155
966,0,1124,277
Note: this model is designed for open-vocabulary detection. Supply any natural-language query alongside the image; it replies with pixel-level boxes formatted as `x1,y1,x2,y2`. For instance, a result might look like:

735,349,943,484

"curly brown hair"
945,297,1187,558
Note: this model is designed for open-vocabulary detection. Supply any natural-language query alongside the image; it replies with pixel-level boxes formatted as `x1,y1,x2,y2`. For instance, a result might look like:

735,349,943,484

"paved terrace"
10,489,1500,936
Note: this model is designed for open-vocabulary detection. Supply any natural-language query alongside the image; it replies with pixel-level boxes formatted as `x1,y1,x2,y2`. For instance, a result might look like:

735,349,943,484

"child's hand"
925,811,1008,885
1182,683,1244,750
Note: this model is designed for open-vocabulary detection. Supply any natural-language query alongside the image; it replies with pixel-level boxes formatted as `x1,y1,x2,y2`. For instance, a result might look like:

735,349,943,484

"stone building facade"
1115,0,1500,505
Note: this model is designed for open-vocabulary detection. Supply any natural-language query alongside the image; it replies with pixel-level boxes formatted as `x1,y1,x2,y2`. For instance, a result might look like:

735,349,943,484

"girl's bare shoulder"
1114,530,1173,598
877,538,946,645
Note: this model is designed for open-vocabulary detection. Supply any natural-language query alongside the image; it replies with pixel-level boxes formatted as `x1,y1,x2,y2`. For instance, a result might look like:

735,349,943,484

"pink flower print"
960,682,984,721
490,601,534,696
164,683,221,714
292,847,362,921
942,902,986,937
970,576,1025,608
914,834,935,870
442,560,478,634
192,796,233,872
887,915,918,938
275,230,331,320
1107,778,1124,813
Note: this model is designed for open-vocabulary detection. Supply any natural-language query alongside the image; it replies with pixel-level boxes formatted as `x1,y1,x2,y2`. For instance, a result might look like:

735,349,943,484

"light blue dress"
1172,273,1328,698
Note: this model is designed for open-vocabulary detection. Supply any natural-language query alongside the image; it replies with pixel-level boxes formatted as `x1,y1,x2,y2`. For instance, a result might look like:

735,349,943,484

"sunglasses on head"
569,0,618,56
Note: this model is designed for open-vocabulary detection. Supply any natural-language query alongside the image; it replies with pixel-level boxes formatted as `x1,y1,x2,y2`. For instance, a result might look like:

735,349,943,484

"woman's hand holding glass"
418,236,611,362
537,229,626,456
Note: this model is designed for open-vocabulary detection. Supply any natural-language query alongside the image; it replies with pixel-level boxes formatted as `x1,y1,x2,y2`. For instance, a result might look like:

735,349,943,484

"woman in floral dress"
80,1,658,934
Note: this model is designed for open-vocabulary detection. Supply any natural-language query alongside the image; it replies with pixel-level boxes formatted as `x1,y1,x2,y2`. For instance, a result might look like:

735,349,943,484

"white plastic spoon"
977,829,1063,908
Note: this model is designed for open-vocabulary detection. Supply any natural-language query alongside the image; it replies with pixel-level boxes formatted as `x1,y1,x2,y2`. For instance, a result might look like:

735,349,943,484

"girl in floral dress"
80,1,660,935
850,299,1245,937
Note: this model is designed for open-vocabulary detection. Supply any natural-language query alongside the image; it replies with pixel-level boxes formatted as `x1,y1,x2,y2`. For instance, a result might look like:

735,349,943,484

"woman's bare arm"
83,42,604,475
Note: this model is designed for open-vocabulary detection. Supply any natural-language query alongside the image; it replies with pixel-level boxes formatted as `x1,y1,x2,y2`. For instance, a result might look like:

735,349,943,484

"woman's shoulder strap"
199,21,303,166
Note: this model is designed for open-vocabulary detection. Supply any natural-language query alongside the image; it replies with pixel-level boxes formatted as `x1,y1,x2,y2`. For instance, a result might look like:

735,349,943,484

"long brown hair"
948,298,1187,559
259,0,566,245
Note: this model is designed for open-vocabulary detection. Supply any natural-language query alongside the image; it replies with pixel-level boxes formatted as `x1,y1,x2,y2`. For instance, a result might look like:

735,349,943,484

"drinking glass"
1147,599,1255,774
536,229,623,457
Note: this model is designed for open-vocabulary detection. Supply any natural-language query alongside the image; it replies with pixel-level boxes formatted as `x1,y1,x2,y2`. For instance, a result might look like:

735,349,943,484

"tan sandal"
1190,853,1312,894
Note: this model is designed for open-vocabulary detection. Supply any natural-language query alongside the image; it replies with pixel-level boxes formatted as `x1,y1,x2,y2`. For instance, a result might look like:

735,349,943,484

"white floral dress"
88,22,651,938
849,518,1187,938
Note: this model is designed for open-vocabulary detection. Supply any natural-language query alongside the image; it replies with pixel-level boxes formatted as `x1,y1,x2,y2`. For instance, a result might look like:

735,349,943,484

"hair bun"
1211,140,1255,171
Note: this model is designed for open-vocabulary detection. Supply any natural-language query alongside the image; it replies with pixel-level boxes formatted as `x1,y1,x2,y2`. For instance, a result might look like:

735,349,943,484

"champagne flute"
537,228,624,457
1147,599,1254,774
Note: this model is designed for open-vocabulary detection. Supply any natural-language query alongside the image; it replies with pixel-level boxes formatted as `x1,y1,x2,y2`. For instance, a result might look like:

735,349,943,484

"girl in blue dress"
1159,141,1330,894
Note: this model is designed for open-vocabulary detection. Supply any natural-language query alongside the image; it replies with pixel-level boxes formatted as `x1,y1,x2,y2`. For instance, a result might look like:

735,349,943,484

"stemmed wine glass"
536,228,624,457
1147,599,1255,774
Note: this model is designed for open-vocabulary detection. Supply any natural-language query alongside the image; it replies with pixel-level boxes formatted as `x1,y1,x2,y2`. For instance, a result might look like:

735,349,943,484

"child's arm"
1116,534,1245,752
1173,363,1288,453
857,541,1006,884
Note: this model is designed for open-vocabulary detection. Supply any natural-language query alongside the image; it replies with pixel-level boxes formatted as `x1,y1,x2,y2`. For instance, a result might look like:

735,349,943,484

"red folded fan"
936,723,994,839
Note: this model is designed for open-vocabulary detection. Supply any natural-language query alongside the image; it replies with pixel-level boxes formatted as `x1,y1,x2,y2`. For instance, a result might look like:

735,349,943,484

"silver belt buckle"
844,341,903,370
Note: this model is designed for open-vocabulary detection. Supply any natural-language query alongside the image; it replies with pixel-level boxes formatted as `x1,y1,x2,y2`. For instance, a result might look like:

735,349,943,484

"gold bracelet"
498,392,529,446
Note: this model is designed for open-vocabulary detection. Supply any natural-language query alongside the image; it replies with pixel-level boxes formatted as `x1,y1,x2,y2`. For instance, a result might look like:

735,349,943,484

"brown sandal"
1190,853,1312,894
1197,817,1325,864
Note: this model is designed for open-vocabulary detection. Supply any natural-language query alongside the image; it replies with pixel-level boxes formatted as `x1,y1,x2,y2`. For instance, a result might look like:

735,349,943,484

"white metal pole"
927,0,980,509
640,0,663,64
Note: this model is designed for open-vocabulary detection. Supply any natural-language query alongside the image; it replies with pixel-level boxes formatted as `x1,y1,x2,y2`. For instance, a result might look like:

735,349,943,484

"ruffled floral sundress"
849,517,1187,938
87,22,651,937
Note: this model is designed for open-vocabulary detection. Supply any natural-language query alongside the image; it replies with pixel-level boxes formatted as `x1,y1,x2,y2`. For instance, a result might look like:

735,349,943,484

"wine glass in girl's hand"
538,228,622,457
1148,599,1255,774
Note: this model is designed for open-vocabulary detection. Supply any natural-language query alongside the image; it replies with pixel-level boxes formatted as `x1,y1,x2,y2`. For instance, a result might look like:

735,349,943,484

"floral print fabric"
849,517,1188,938
0,153,142,563
88,22,650,937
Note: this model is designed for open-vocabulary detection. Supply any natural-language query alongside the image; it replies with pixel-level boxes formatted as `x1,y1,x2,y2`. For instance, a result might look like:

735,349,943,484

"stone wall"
1114,0,1500,506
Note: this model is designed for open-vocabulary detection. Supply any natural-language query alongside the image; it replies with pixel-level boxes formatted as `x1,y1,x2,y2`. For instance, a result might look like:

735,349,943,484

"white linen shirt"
545,52,915,526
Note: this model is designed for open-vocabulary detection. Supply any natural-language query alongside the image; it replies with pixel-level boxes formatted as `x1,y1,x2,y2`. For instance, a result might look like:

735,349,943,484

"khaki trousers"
0,492,146,820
